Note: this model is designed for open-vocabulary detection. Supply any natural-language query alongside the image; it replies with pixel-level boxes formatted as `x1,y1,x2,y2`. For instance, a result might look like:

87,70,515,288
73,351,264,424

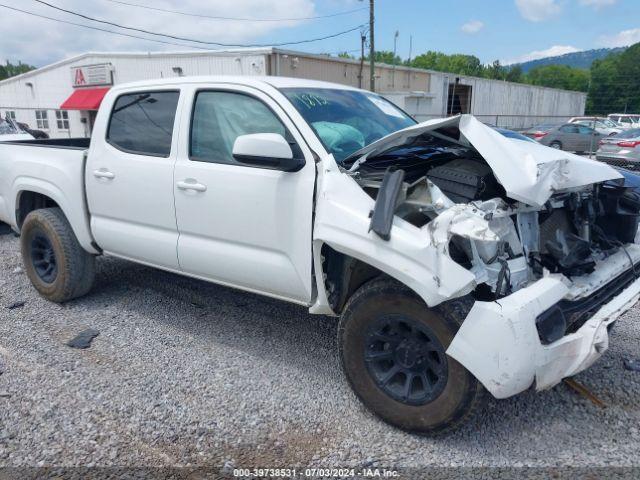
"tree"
337,52,355,59
366,50,402,65
505,65,524,83
525,65,590,92
409,51,485,77
587,43,640,114
485,60,505,80
0,60,34,81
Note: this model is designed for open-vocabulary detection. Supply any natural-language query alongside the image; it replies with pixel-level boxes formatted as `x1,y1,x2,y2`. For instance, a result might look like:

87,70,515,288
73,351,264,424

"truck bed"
0,140,95,251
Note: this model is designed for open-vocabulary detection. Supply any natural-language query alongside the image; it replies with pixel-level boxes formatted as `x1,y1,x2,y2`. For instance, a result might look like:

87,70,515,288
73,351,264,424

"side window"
577,125,595,135
190,91,286,164
107,91,179,157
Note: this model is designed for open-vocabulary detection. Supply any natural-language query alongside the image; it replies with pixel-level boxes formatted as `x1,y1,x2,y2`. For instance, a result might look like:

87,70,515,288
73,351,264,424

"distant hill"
517,47,627,72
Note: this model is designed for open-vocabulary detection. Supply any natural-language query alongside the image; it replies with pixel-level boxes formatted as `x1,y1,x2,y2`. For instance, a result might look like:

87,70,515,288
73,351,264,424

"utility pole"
359,32,366,89
407,34,413,90
369,0,375,91
392,30,399,89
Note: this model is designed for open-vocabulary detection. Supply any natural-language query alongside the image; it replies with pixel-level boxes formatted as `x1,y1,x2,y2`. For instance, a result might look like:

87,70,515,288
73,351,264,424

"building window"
56,110,69,130
5,111,16,121
35,110,49,130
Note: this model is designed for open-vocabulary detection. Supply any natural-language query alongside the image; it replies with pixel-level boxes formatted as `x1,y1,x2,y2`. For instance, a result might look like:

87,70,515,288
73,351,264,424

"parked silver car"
596,128,640,170
536,123,604,153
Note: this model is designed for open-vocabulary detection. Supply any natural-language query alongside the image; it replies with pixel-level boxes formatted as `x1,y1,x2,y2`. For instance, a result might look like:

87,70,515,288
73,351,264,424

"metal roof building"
0,47,586,138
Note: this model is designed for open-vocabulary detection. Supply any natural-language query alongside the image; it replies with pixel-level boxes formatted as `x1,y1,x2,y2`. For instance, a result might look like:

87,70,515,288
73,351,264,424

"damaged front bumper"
447,245,640,399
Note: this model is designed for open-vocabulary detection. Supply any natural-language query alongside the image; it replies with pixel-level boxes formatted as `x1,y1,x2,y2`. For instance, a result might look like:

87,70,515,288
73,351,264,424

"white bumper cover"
447,246,640,399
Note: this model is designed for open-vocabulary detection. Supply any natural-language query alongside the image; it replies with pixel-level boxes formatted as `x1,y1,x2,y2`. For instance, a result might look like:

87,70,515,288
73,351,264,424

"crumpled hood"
350,114,622,207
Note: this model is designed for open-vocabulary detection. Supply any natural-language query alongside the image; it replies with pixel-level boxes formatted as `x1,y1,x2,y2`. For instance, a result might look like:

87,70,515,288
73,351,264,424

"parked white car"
569,117,622,136
608,114,640,129
1,77,639,434
0,118,33,142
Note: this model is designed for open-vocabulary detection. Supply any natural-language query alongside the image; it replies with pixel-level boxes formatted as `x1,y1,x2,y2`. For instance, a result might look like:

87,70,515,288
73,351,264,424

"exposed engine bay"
344,129,640,301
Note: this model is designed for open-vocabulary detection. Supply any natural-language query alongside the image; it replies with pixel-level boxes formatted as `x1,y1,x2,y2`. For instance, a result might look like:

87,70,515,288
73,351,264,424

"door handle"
177,180,207,192
93,169,115,180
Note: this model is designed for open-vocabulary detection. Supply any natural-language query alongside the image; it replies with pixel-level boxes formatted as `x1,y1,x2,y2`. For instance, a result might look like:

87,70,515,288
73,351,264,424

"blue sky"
0,0,638,66
303,0,640,64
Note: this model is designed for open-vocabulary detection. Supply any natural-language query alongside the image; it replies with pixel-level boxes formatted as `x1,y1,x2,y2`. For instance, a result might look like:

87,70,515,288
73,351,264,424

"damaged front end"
316,114,640,398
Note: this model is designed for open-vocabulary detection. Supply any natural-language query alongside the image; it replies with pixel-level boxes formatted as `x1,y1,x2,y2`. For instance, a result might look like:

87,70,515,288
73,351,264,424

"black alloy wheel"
364,314,448,406
30,232,58,283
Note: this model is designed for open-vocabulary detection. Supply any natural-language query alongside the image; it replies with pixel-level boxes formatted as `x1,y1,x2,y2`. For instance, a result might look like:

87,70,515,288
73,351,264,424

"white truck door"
86,89,181,269
173,85,316,304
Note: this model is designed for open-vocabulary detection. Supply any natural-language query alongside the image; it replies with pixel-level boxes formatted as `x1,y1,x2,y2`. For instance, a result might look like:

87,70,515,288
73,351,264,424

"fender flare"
12,177,99,254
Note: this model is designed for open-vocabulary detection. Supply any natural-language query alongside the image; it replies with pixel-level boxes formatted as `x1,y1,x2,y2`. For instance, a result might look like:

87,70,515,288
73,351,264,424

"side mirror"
232,133,305,172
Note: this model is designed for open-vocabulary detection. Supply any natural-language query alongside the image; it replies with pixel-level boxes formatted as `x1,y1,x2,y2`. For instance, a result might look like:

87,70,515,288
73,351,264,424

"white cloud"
0,0,316,66
515,0,561,22
461,20,484,34
504,45,581,64
598,28,640,47
579,0,617,9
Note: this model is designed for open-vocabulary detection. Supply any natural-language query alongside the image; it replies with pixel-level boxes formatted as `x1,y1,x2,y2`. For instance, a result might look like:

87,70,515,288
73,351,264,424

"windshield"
281,88,416,162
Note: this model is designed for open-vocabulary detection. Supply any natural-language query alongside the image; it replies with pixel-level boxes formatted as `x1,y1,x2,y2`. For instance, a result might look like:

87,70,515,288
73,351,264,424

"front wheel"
550,141,563,150
20,208,95,303
338,278,484,435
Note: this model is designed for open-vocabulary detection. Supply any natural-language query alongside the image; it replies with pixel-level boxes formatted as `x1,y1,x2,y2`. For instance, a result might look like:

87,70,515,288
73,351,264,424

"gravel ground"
1,230,640,476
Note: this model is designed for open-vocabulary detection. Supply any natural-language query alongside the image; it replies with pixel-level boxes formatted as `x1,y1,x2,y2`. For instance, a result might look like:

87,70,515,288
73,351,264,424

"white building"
0,48,587,138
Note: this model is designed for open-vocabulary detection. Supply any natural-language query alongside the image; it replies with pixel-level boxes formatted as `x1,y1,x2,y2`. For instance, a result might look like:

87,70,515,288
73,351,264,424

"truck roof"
109,75,361,93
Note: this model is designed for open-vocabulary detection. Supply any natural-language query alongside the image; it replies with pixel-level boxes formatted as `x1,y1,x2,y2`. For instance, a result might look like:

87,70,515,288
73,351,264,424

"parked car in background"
608,114,640,129
0,118,33,142
522,123,558,140
16,122,49,139
568,117,622,136
596,128,640,170
536,123,604,153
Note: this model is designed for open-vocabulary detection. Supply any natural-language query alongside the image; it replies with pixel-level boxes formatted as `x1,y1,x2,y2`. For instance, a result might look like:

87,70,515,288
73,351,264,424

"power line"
100,0,367,22
0,3,212,50
31,0,365,48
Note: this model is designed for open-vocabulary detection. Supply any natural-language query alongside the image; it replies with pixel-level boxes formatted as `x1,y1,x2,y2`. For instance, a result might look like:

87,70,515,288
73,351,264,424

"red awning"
60,87,110,111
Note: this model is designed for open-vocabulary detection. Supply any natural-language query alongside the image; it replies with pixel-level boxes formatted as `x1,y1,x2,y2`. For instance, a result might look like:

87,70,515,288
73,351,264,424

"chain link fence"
412,114,579,131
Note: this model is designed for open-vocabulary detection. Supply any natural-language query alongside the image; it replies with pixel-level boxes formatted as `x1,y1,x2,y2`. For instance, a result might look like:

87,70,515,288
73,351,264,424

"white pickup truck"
1,76,640,434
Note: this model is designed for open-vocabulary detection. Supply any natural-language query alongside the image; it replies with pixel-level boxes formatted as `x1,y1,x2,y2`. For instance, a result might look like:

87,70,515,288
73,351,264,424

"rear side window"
107,91,179,157
190,91,286,164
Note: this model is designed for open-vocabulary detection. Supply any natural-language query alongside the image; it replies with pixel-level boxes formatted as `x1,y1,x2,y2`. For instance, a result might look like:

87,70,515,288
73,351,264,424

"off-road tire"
338,277,485,435
20,208,95,303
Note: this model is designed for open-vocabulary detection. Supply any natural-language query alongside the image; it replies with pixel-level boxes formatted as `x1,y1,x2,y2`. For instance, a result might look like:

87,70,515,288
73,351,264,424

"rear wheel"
338,278,484,435
20,208,95,303
550,141,563,150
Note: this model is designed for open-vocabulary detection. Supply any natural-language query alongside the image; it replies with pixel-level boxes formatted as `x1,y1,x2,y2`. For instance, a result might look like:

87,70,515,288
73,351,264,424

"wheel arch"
13,181,99,255
317,243,386,315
